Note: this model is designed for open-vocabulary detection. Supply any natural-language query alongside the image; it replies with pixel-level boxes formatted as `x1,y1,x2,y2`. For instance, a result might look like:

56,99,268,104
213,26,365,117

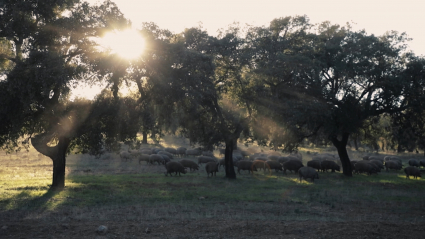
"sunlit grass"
397,173,422,180
1,141,425,222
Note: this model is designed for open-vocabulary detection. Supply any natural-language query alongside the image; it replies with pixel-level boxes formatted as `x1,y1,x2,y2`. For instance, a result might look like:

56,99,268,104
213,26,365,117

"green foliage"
0,0,130,148
390,57,425,153
0,38,13,73
356,115,393,151
245,16,319,151
166,25,254,151
68,94,140,156
127,23,176,141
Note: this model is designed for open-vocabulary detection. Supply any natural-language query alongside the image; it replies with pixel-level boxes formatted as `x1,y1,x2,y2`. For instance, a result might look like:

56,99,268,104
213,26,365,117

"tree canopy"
0,0,131,189
247,19,417,175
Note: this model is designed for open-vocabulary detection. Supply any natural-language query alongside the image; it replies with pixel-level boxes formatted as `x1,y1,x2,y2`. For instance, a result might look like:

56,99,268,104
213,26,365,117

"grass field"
1,148,424,222
1,142,425,238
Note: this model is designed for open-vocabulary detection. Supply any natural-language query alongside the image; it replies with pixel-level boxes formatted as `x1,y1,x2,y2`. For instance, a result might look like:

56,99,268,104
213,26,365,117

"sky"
77,0,425,99
87,0,425,56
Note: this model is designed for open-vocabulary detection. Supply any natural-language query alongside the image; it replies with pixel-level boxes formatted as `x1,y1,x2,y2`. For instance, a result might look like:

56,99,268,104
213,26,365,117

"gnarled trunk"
31,133,71,190
224,139,236,179
330,133,352,177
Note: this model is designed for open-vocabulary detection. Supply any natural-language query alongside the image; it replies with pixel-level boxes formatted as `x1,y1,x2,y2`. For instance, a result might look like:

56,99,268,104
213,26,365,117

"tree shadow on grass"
0,186,62,221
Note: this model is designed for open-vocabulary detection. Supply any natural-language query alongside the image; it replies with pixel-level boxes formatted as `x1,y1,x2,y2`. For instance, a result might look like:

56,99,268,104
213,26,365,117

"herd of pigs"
119,147,424,182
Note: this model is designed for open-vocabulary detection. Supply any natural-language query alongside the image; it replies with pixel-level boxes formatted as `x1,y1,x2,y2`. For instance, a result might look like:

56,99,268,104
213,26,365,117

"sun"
99,29,145,59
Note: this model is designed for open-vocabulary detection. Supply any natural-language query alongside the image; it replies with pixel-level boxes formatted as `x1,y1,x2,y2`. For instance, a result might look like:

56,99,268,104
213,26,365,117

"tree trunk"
110,68,126,100
232,138,238,150
151,132,157,143
31,133,71,190
14,39,23,60
142,131,148,144
330,133,352,177
397,145,404,153
112,82,119,99
224,139,236,179
373,142,380,151
51,137,71,190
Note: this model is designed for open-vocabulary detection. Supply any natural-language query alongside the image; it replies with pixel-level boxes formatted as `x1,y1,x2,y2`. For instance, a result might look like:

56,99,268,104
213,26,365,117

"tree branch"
31,132,58,159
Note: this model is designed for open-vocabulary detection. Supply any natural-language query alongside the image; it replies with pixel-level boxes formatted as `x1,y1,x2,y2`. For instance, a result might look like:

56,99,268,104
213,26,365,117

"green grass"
1,148,425,222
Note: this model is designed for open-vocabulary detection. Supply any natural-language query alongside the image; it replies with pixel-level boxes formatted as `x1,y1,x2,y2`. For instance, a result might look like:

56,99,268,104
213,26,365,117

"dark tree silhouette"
249,18,413,176
0,0,130,190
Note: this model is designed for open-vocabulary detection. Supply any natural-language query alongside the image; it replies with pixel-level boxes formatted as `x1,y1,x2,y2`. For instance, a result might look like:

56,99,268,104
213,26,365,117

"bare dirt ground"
1,214,425,239
1,202,425,239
